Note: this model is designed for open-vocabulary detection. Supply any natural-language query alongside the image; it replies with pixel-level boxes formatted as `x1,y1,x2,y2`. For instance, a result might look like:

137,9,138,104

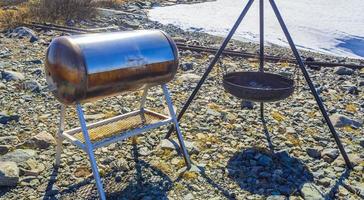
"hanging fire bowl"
223,71,294,102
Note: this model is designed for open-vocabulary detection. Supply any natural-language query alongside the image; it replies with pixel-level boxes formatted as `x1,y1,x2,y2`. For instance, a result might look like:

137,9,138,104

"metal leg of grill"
76,104,106,200
55,104,66,167
269,0,352,169
140,87,149,111
162,84,192,169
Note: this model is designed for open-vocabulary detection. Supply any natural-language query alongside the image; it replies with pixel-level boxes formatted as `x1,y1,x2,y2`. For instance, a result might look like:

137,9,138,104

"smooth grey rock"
301,183,324,200
0,149,36,164
1,70,24,81
329,114,362,128
0,82,5,89
335,67,354,75
0,161,19,186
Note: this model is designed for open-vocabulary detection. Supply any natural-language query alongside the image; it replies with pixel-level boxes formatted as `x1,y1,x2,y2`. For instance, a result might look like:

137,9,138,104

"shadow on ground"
227,147,313,196
43,143,173,200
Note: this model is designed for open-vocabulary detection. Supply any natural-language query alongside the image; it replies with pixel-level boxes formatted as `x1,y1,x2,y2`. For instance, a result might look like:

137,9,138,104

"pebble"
359,138,364,147
329,113,362,128
257,155,273,166
241,100,255,109
300,183,324,200
306,147,321,159
0,161,19,186
1,70,25,81
0,145,11,155
321,148,339,160
180,62,194,71
23,81,42,93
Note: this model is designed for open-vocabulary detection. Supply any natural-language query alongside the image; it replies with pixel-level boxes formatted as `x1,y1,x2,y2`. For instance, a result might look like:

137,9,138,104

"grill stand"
165,0,352,169
54,84,191,200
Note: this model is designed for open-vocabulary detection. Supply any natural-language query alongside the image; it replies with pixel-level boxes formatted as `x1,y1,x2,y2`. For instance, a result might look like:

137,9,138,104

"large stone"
0,149,36,164
20,132,56,149
0,161,19,186
1,70,25,81
301,183,324,200
335,67,354,75
329,114,362,128
6,27,38,42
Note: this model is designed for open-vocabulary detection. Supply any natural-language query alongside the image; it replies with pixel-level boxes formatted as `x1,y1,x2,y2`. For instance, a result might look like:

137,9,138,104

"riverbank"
0,0,363,199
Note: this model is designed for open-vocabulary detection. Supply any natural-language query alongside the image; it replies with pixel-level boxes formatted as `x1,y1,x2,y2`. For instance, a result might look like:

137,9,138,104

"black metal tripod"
166,0,352,169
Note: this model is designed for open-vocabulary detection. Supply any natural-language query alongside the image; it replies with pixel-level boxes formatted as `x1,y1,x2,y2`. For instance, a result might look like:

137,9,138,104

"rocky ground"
0,0,363,199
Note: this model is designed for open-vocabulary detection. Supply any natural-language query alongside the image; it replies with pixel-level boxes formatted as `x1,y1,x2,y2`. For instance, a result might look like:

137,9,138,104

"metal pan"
223,71,294,102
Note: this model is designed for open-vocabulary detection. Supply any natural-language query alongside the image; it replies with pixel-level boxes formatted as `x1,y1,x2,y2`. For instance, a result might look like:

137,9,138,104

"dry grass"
94,0,126,8
0,0,104,29
0,2,31,28
31,0,96,22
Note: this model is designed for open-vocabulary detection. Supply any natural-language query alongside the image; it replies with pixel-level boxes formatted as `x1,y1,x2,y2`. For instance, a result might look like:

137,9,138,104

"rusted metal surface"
223,71,294,102
45,30,178,105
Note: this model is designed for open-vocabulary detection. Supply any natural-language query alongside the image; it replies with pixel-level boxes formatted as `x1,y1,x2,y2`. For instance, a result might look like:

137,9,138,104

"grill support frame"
54,84,191,200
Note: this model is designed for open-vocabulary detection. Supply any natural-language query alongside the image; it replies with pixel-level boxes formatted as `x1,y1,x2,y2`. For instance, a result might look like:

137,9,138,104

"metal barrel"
45,30,178,105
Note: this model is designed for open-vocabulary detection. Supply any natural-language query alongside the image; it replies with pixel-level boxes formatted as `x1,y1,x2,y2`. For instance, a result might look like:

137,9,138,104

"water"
149,0,364,59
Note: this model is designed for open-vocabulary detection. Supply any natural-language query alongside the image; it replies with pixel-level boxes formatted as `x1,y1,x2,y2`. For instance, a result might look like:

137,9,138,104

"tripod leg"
269,0,352,169
259,0,265,124
76,104,107,200
165,0,255,139
162,84,192,169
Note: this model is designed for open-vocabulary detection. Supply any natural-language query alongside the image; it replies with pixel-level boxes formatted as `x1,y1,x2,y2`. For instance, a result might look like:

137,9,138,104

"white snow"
148,0,364,59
